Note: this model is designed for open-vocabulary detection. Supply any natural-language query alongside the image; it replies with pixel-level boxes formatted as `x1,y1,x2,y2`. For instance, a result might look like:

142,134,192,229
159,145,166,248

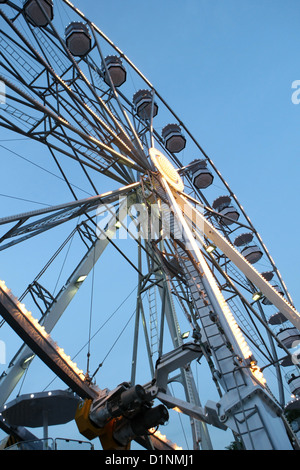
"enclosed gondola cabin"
189,160,214,189
23,0,53,27
276,327,300,349
65,22,92,57
286,372,300,397
212,195,239,226
102,56,126,88
261,271,274,282
262,284,285,306
241,245,263,264
268,312,288,326
162,124,186,153
132,89,158,120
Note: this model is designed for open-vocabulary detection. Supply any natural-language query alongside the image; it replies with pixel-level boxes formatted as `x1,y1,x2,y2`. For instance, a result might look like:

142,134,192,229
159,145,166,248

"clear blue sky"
0,0,300,450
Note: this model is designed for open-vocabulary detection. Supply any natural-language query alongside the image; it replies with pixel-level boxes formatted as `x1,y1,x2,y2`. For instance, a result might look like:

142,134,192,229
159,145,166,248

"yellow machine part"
1,435,20,449
75,399,130,450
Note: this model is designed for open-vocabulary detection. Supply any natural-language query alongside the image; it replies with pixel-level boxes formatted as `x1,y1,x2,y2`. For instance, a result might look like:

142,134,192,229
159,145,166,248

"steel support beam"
0,194,136,406
161,177,294,450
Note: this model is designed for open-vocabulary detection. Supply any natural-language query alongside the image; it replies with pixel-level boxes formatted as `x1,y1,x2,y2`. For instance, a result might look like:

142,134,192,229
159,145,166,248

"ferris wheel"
0,0,300,451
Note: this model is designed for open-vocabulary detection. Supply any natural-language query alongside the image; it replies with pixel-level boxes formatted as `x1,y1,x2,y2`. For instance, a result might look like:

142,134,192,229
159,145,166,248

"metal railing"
4,437,94,451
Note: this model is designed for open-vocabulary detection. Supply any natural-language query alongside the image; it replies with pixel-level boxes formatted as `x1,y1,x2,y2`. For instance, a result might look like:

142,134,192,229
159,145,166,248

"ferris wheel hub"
149,148,184,192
